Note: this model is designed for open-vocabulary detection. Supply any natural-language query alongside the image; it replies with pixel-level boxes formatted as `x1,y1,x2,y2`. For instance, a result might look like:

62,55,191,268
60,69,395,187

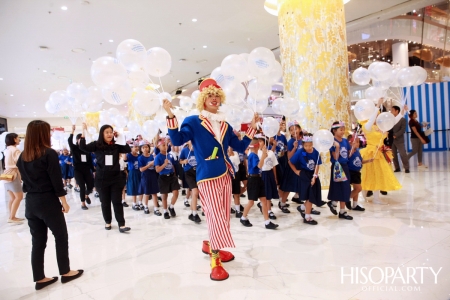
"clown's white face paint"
204,94,221,114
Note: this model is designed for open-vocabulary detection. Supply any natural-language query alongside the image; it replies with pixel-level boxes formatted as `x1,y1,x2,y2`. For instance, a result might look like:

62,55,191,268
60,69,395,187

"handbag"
333,161,348,182
419,132,430,144
424,127,433,136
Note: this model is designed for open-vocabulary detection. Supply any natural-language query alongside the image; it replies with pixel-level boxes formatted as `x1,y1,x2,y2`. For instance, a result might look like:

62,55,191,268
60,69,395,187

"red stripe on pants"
198,174,234,250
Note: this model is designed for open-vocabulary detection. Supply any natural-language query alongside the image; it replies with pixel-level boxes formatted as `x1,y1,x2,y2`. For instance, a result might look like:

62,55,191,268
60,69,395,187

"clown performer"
359,98,404,204
163,78,258,281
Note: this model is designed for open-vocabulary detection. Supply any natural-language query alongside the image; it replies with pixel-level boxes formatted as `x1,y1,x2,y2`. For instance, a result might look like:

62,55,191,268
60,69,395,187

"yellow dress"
359,120,402,191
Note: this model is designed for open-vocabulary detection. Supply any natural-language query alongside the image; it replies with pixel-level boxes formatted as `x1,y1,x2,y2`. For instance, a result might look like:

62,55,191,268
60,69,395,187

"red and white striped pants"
198,174,234,250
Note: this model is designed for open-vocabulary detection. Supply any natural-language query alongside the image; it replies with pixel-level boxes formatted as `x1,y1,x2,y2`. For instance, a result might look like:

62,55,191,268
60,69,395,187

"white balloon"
87,126,97,135
259,60,282,84
114,115,128,128
66,82,88,105
247,79,272,99
92,133,99,141
352,67,371,85
90,56,128,90
188,109,199,116
370,62,392,82
142,120,159,140
174,109,188,125
128,69,150,88
116,39,146,72
412,66,428,86
49,90,68,112
226,108,243,125
86,86,103,105
248,47,276,77
221,54,249,83
365,86,384,100
247,96,268,113
133,88,160,116
145,47,171,77
210,66,236,91
127,120,141,136
241,108,254,123
191,90,200,101
179,96,194,111
397,67,419,87
45,100,58,114
154,111,168,133
99,111,112,124
224,83,246,105
271,98,284,115
313,130,335,153
262,117,279,137
280,98,300,117
354,99,376,121
376,112,396,132
390,68,401,87
102,80,133,105
158,92,172,105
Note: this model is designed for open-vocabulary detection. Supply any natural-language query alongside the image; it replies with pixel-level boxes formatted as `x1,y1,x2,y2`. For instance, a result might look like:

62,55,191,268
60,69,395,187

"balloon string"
148,77,161,94
158,77,165,93
372,134,385,160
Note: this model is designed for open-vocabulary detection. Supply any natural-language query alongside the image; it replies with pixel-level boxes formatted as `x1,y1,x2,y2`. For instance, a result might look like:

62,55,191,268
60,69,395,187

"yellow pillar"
278,0,351,186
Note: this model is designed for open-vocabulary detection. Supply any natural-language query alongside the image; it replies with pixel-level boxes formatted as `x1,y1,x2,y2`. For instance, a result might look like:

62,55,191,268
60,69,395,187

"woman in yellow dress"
359,98,404,204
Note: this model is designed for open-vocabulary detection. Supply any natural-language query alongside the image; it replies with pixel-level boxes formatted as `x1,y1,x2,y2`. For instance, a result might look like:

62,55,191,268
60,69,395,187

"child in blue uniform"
138,143,160,215
59,149,72,190
179,141,201,223
240,139,278,229
126,143,142,210
154,139,180,219
327,121,354,220
289,134,322,225
346,135,371,211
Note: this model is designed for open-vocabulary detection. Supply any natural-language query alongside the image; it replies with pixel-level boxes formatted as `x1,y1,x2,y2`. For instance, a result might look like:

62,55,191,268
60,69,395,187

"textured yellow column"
278,0,351,187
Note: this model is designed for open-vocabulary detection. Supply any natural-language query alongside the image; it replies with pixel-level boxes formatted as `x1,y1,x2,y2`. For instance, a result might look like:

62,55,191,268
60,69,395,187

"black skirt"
299,169,322,205
327,162,351,202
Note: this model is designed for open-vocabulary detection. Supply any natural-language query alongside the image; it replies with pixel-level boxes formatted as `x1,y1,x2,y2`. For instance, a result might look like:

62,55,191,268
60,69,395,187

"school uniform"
179,147,198,189
258,149,279,201
290,148,322,205
126,153,141,196
247,152,266,201
59,155,71,180
327,138,351,202
154,152,180,194
280,138,302,193
273,133,288,185
229,151,241,195
238,152,248,183
138,154,159,195
348,149,363,185
67,156,74,179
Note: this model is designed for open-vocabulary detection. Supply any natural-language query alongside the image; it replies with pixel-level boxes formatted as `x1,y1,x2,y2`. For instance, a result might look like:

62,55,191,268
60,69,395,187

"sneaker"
345,202,352,210
269,212,277,220
193,214,201,223
169,206,176,217
296,206,305,219
303,218,318,225
144,207,150,214
339,212,353,220
265,221,279,229
85,196,91,205
353,205,365,211
231,207,236,214
240,219,253,227
81,205,88,210
94,192,99,198
327,201,337,215
240,194,246,198
188,214,195,222
235,211,243,218
380,191,388,195
154,210,162,216
164,212,170,219
182,190,186,196
394,169,401,172
184,200,190,207
257,202,262,213
122,202,129,207
366,191,373,197
132,205,140,211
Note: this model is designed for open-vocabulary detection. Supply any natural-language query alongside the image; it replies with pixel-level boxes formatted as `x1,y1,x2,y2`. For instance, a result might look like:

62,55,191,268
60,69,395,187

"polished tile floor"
0,152,449,300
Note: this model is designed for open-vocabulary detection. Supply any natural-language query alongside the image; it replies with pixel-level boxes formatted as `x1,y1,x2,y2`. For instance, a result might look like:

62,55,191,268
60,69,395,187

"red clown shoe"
210,251,229,281
202,240,235,262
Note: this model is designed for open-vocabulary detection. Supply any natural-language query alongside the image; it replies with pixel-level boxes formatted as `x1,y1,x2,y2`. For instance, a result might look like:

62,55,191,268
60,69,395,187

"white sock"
138,201,142,205
164,209,168,213
373,190,380,201
300,204,306,210
235,205,240,211
192,210,197,216
264,220,270,225
352,201,358,208
332,201,338,207
122,200,125,203
169,204,174,208
154,207,158,211
280,202,286,207
340,207,346,214
268,210,273,213
305,214,311,219
294,193,299,197
241,216,247,220
144,205,148,208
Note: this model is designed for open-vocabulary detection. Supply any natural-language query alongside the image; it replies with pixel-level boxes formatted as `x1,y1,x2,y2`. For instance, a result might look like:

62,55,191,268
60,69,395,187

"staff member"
4,133,24,223
390,106,409,173
79,123,131,232
68,125,95,210
17,120,83,290
407,109,428,169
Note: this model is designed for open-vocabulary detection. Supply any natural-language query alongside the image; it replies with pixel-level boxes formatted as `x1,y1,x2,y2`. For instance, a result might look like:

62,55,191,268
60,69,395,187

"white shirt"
257,149,278,171
229,151,240,172
201,110,226,143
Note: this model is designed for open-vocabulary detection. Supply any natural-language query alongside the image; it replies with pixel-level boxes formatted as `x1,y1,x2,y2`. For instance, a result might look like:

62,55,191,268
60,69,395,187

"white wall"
6,117,82,134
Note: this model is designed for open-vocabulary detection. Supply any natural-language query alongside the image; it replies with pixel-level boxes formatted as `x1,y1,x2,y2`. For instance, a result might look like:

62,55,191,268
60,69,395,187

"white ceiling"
0,0,434,119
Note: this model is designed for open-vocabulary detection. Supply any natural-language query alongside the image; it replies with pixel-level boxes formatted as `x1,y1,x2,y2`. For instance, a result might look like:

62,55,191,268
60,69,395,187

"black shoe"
184,200,190,207
35,277,58,290
81,205,88,210
144,208,150,214
353,205,366,211
85,197,91,205
303,219,318,225
394,169,400,172
380,191,388,195
164,212,170,219
168,207,176,217
122,202,129,207
67,184,73,189
291,197,301,204
269,212,277,220
280,205,290,213
367,191,373,197
235,211,243,218
158,196,162,201
297,206,305,219
193,214,201,223
202,212,205,216
405,170,410,173
345,202,352,210
139,204,145,210
154,210,162,216
231,207,236,214
327,201,337,215
188,214,195,222
119,227,131,233
240,194,246,198
196,204,201,210
61,270,84,284
105,224,111,230
132,205,140,211
257,202,262,213
74,187,80,192
339,212,353,220
316,200,327,207
240,219,253,227
182,190,186,196
311,209,320,215
270,201,273,207
240,204,244,212
265,221,279,229
94,192,99,198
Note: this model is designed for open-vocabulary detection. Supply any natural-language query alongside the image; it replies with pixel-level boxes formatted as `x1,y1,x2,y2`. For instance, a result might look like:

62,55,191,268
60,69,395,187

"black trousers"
25,193,70,282
96,177,126,226
74,166,94,203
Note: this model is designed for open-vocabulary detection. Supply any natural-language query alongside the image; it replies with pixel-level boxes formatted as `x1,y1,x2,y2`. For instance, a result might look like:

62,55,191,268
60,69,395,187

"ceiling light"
42,88,46,91
0,78,3,80
109,39,114,42
72,48,85,53
418,14,421,17
177,80,180,82
192,18,197,22
413,10,416,13
385,39,387,41
203,45,207,48
264,0,278,16
61,6,68,10
15,114,17,116
344,0,351,3
388,59,391,62
43,70,47,72
148,83,160,89
22,104,25,106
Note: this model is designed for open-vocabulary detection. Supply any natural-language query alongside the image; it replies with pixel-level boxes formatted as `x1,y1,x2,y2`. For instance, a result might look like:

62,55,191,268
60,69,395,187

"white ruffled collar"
200,110,226,122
